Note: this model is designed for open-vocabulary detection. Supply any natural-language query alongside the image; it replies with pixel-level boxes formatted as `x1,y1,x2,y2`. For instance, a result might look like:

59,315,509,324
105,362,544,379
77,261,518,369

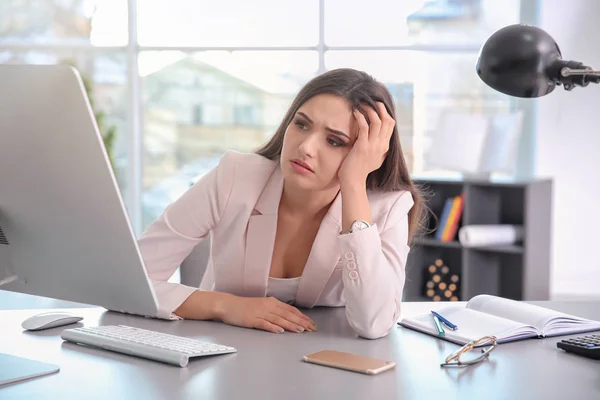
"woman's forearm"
173,290,232,320
341,182,372,232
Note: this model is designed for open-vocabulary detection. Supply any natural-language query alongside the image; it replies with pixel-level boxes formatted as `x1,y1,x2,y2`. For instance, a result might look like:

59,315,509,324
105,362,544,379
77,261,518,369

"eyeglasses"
440,336,498,367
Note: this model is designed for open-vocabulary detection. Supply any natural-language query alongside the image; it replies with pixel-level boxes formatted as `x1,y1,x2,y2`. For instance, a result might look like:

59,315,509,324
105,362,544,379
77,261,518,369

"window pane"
326,51,515,174
0,51,130,199
137,0,319,47
325,0,521,46
140,50,317,229
0,0,128,45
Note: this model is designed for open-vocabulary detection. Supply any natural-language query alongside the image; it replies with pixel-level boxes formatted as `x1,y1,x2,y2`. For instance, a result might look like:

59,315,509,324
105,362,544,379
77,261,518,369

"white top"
266,276,301,304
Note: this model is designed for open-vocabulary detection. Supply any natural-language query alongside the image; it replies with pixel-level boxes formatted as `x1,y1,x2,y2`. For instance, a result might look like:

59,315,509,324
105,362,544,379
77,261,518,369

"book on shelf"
435,193,464,242
398,294,600,346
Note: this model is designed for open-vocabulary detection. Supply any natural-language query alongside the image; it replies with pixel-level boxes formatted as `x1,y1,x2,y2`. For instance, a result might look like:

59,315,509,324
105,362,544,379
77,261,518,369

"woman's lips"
291,160,313,174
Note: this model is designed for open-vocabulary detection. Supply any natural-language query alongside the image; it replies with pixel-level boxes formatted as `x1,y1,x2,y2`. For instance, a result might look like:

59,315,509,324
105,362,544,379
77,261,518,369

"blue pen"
431,310,458,330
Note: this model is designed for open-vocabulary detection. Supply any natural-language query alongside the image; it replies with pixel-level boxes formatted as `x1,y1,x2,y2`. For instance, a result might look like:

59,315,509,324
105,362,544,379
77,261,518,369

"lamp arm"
561,68,600,77
552,60,600,91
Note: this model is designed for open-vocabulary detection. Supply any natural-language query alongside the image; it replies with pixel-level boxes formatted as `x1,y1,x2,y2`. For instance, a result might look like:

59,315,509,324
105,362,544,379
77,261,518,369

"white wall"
536,0,600,298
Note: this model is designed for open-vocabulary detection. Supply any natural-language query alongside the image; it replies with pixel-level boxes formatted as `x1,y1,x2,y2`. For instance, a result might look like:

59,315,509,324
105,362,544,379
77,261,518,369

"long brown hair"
255,68,426,243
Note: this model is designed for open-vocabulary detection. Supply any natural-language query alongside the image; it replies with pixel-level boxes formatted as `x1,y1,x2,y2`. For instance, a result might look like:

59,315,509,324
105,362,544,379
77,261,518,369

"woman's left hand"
338,102,396,187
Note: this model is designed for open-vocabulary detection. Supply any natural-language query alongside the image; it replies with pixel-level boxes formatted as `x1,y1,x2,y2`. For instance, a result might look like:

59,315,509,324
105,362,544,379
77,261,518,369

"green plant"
61,60,117,170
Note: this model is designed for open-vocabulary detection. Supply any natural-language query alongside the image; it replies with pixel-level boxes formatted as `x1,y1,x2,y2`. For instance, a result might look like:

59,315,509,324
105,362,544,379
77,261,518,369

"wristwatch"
343,220,372,234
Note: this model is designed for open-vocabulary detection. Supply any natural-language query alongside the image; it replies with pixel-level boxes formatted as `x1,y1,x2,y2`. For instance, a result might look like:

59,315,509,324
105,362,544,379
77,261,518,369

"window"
0,0,128,45
5,0,532,234
233,105,259,126
137,0,319,47
192,105,203,125
324,0,520,46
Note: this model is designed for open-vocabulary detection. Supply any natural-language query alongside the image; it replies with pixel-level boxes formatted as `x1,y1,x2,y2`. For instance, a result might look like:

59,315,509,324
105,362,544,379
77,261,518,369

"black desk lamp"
476,24,600,98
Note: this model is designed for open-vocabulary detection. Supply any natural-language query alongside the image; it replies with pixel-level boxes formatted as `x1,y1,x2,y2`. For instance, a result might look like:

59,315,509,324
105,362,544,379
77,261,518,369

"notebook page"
542,318,600,336
466,295,565,331
401,306,536,345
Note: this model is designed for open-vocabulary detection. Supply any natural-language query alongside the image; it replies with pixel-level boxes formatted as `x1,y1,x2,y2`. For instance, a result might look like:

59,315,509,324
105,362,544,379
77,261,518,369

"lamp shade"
476,24,563,98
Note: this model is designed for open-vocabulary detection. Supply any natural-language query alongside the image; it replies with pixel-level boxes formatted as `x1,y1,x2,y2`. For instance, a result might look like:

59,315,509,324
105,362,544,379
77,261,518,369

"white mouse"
21,311,83,331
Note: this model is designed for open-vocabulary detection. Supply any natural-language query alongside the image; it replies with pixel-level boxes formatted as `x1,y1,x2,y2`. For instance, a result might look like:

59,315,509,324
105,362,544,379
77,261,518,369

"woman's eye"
294,120,308,130
328,139,343,147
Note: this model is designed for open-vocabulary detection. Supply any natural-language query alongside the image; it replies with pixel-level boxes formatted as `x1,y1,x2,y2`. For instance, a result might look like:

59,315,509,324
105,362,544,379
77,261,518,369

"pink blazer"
138,150,414,339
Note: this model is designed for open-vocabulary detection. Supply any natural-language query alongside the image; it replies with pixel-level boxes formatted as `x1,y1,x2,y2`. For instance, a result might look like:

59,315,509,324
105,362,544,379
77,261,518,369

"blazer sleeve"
337,191,414,339
137,152,236,320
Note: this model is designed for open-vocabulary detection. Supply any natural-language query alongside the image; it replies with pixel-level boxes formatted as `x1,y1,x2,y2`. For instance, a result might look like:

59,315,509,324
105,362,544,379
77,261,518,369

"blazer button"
349,270,359,280
344,251,355,261
346,261,357,271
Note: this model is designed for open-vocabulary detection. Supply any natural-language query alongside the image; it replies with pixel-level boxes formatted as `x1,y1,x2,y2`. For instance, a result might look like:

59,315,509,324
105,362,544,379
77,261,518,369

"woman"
138,68,425,339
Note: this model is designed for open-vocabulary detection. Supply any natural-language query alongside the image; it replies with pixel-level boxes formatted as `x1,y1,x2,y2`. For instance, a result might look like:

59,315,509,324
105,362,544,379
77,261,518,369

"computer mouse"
21,311,83,331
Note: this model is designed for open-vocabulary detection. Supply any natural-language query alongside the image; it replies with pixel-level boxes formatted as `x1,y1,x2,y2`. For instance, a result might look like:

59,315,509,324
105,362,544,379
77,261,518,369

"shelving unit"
403,177,553,302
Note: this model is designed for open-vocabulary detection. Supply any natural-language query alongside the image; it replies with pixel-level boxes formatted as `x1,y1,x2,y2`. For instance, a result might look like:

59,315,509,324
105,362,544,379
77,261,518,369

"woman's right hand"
219,295,317,334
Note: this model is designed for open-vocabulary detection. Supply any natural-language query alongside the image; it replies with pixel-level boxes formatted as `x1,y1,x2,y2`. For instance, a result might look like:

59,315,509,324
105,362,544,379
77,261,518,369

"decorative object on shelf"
476,23,600,98
427,111,524,178
479,111,524,176
427,112,488,175
435,193,464,242
458,225,524,248
422,258,460,302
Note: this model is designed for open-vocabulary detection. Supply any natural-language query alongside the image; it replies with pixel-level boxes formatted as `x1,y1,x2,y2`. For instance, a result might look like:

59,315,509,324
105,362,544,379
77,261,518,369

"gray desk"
1,290,599,400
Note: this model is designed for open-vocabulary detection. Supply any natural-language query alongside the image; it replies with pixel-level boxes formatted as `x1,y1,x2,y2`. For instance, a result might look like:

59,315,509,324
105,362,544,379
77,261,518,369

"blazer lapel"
242,166,283,297
295,191,343,308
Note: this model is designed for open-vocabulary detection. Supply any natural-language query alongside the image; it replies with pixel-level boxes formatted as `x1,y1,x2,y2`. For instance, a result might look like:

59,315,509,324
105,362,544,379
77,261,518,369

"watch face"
351,220,370,231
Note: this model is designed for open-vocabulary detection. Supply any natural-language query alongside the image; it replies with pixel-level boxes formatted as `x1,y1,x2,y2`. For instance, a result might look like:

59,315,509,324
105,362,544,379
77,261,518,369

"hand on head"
337,101,396,187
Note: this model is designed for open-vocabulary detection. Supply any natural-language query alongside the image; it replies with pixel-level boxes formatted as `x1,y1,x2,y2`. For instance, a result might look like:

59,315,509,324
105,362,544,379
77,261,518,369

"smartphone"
302,350,396,375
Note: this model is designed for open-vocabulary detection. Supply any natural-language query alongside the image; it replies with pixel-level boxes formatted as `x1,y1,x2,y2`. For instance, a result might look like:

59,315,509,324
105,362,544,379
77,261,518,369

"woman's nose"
298,132,319,156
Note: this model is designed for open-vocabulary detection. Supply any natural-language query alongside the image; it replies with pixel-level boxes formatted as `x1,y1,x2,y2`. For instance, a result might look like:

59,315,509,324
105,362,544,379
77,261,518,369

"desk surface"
1,291,599,400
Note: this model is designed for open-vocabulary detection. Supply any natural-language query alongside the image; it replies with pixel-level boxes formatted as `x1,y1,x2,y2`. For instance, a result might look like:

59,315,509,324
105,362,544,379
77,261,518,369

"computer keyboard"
61,325,237,367
557,334,600,360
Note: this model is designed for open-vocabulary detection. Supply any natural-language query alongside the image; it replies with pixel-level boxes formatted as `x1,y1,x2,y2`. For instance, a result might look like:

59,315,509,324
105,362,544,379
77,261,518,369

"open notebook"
399,294,600,346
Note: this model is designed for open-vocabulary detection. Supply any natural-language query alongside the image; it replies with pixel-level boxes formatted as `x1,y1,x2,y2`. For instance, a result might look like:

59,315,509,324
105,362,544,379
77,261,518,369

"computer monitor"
0,64,159,318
